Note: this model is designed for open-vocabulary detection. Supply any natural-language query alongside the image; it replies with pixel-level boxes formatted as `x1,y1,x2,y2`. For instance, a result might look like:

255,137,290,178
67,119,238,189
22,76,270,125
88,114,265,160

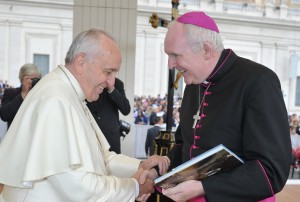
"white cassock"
0,66,140,202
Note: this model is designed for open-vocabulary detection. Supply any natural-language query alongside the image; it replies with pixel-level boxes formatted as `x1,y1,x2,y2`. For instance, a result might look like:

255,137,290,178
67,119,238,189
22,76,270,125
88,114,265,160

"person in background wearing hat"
161,11,291,201
0,63,41,129
145,112,164,156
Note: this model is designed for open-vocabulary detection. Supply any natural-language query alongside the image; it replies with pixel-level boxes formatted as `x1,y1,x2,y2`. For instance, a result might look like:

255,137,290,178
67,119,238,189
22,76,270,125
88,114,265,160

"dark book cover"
155,144,244,189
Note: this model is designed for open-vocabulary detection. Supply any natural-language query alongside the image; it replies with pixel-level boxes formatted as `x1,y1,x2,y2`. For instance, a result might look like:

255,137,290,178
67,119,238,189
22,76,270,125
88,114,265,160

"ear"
74,53,86,74
202,42,213,60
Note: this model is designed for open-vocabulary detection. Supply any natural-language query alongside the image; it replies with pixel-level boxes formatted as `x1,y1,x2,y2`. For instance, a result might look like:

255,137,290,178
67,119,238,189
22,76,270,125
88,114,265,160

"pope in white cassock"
0,29,170,202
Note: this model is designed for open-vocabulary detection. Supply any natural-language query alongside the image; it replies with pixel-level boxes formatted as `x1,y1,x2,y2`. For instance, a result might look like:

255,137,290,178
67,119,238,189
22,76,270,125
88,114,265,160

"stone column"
73,0,137,157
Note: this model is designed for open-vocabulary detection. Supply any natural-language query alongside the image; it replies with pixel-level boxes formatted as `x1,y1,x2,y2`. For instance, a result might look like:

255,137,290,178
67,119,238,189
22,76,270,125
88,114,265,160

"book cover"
155,144,244,189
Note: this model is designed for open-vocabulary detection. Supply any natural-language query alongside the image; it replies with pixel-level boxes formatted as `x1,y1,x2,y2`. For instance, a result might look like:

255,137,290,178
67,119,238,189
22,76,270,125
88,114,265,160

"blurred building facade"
0,0,73,86
136,0,300,113
0,0,300,113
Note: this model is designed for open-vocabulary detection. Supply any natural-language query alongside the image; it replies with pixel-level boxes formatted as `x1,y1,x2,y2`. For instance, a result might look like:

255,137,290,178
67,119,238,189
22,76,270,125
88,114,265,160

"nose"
168,57,176,70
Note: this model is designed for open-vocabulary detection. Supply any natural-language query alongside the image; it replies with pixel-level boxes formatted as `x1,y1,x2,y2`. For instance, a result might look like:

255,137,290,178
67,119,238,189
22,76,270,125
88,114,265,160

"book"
154,144,244,189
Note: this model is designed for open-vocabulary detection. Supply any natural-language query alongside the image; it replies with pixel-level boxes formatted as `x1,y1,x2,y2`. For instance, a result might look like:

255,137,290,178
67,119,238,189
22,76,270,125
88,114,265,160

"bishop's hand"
162,180,205,201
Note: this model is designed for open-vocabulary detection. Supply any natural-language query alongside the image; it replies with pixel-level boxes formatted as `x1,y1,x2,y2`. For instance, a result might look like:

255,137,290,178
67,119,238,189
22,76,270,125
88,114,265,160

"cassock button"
194,135,200,140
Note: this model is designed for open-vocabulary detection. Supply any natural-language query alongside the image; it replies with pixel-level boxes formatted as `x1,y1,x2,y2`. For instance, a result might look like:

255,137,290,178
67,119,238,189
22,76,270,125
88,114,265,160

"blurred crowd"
133,93,182,128
0,80,12,105
289,113,300,169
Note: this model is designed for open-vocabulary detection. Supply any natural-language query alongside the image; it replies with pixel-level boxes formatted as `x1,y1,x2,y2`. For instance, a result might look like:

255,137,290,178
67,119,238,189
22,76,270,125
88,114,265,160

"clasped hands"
132,155,170,201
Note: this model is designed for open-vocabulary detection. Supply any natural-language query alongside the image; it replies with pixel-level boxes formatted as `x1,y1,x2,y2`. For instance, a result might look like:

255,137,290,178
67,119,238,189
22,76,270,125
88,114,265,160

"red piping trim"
256,160,275,201
207,49,233,80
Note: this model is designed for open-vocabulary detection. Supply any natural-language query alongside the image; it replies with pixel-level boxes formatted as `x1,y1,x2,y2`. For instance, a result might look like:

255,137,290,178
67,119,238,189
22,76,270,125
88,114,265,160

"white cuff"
108,87,115,93
132,178,139,198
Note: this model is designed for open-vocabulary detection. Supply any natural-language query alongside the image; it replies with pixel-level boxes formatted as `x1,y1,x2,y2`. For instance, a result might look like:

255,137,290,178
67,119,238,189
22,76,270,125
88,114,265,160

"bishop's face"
82,37,121,102
164,22,210,85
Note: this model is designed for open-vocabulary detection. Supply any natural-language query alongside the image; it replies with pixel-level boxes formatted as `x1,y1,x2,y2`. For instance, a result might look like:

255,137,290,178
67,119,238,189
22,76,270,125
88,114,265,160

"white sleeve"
47,170,137,202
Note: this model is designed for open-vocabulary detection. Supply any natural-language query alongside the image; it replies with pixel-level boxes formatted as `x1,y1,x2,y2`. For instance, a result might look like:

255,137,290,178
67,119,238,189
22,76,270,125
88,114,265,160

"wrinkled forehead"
99,35,120,55
166,22,184,38
97,57,121,74
164,22,186,52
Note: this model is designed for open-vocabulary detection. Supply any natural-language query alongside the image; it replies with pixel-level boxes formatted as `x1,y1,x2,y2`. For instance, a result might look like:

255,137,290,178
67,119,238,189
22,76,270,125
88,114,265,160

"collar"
58,65,86,103
202,49,237,87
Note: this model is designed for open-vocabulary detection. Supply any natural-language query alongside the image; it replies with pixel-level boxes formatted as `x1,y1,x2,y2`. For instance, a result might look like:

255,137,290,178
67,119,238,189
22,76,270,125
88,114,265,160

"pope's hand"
132,169,155,198
140,155,170,176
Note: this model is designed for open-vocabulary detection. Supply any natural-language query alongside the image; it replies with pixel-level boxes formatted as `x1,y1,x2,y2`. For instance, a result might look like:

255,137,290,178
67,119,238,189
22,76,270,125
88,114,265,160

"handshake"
132,155,170,201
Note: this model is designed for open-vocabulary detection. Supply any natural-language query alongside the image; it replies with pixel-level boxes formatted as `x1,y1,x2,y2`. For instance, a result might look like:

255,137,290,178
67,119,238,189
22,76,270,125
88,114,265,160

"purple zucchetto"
177,11,219,33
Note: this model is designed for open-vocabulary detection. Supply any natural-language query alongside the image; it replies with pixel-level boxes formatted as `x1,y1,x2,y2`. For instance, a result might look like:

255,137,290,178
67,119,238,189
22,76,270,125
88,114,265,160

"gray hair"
19,63,41,81
183,23,224,53
65,28,115,65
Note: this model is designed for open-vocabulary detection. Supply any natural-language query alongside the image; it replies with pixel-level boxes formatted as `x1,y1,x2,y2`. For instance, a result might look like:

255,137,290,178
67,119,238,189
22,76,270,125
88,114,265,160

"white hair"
178,22,224,53
19,63,41,82
65,28,115,65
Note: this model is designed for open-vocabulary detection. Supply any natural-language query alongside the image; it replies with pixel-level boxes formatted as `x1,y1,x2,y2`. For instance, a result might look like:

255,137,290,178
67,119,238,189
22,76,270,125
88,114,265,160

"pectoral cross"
192,109,201,129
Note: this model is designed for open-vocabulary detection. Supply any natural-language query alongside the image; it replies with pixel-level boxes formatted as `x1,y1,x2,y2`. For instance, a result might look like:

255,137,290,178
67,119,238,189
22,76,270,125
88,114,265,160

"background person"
0,28,169,201
149,104,160,125
135,108,148,125
145,112,164,156
290,126,300,165
87,77,130,154
0,63,41,129
162,11,291,201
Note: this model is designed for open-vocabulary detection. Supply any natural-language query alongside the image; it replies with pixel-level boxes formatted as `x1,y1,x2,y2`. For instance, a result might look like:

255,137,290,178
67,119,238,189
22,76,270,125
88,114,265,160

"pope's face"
164,22,209,85
83,37,121,102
